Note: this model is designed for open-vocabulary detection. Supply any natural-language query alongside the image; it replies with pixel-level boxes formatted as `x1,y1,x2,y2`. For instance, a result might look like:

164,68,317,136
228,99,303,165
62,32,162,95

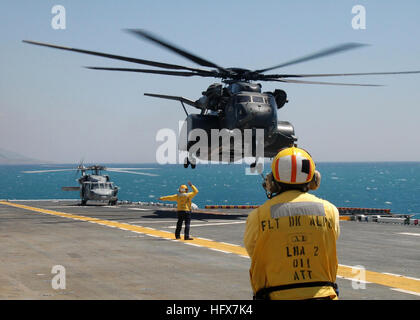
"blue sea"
1,162,420,216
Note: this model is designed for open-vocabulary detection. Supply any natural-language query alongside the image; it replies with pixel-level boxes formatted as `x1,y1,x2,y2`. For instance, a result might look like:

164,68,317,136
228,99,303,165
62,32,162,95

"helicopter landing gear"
184,156,196,169
248,158,264,175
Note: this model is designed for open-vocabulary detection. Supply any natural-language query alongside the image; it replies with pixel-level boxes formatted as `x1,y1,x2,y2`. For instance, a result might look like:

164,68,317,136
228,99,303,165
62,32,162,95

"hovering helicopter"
23,30,420,168
23,164,158,205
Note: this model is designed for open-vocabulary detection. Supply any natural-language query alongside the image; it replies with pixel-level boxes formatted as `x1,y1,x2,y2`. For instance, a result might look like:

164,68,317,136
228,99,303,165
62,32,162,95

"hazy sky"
1,0,420,163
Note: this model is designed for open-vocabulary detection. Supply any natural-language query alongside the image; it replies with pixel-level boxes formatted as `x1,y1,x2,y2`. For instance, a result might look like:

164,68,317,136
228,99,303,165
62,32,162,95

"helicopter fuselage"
79,173,118,205
182,81,296,163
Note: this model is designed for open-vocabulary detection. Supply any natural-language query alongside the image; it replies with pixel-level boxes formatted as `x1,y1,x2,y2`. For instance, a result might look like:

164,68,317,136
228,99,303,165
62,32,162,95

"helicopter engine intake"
273,89,288,109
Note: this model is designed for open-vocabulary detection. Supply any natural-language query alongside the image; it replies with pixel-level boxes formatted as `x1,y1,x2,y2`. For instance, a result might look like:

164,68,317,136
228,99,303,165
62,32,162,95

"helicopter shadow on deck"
142,209,248,222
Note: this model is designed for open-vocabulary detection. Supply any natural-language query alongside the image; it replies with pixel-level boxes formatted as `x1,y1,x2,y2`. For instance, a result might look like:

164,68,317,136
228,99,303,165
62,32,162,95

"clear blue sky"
1,0,419,163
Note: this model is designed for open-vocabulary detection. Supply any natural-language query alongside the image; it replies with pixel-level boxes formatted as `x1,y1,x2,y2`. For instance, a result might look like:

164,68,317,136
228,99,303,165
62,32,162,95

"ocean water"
1,162,420,215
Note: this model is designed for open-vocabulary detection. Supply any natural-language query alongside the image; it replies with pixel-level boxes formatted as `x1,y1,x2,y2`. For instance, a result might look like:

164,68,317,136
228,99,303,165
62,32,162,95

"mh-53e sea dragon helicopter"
23,30,420,169
23,164,157,205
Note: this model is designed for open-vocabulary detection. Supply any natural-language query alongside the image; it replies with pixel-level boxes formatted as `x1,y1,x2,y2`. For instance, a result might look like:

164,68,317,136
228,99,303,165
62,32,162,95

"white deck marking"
196,237,213,241
129,220,176,224
397,232,420,237
209,248,232,254
390,288,420,297
185,243,204,248
220,242,241,247
47,206,83,208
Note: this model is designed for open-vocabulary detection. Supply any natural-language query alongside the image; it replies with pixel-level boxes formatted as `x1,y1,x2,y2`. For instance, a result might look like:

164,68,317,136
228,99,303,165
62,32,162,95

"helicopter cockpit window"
252,96,264,103
236,95,251,103
90,183,98,189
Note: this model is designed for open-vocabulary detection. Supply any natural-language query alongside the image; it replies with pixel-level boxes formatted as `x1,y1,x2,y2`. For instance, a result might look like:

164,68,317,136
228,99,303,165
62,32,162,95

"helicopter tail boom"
144,93,198,108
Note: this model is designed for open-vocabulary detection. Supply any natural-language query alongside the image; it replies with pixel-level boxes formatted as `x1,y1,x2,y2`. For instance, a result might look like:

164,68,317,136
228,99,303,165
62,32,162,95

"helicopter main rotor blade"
22,169,78,174
255,43,368,74
107,168,158,177
272,79,382,87
144,93,198,108
127,29,228,74
22,40,210,73
263,70,420,78
85,67,217,78
107,167,157,170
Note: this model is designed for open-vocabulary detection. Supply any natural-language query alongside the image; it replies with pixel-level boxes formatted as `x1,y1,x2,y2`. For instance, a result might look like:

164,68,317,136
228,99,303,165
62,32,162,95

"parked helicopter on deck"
23,164,157,205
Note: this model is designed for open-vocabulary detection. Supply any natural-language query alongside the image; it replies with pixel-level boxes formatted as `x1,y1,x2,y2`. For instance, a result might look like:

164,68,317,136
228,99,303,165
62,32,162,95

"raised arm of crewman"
159,182,199,212
159,183,198,202
186,181,198,199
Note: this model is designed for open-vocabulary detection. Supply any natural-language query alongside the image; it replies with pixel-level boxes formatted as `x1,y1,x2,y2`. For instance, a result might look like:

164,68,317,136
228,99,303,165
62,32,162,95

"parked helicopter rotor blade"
22,40,210,73
144,93,198,108
262,70,420,79
271,79,382,87
107,167,157,170
127,29,229,74
22,169,78,174
254,43,368,74
107,168,158,177
84,67,217,78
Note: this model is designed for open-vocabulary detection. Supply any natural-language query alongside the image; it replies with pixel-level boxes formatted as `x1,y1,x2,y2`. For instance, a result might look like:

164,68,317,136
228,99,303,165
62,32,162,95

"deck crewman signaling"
159,181,198,240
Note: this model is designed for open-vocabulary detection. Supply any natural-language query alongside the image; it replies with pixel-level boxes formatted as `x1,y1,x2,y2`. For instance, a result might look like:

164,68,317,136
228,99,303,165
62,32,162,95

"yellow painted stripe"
0,201,245,255
337,265,420,294
1,200,420,294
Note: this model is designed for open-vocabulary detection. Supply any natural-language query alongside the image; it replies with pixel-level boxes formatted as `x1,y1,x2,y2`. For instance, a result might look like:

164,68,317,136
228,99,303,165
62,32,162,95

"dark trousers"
175,211,191,238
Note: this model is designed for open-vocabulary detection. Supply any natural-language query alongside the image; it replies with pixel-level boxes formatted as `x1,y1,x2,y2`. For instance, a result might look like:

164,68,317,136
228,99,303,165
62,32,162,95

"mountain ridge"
0,148,50,165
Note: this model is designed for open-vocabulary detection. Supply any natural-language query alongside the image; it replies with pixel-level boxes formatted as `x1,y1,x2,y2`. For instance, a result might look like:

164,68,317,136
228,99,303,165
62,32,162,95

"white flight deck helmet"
263,147,321,198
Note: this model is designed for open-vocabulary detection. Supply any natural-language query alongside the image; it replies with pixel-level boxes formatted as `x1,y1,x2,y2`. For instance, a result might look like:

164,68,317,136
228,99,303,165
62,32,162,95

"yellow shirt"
244,190,340,300
159,185,199,211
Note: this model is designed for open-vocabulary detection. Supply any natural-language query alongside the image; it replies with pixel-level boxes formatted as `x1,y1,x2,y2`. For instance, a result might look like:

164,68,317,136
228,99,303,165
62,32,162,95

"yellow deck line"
1,200,420,294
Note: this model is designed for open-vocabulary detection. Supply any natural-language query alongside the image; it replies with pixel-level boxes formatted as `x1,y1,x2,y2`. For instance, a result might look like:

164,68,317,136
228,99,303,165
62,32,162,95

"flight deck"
0,200,419,300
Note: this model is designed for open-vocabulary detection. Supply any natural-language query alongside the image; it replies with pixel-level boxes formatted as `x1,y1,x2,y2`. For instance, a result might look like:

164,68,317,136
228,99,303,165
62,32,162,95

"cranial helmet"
179,185,188,193
263,147,321,198
271,147,315,184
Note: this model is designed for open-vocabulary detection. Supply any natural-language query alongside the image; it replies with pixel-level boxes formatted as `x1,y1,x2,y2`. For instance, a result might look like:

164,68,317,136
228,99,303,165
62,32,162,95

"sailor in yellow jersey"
244,147,340,300
159,181,198,240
